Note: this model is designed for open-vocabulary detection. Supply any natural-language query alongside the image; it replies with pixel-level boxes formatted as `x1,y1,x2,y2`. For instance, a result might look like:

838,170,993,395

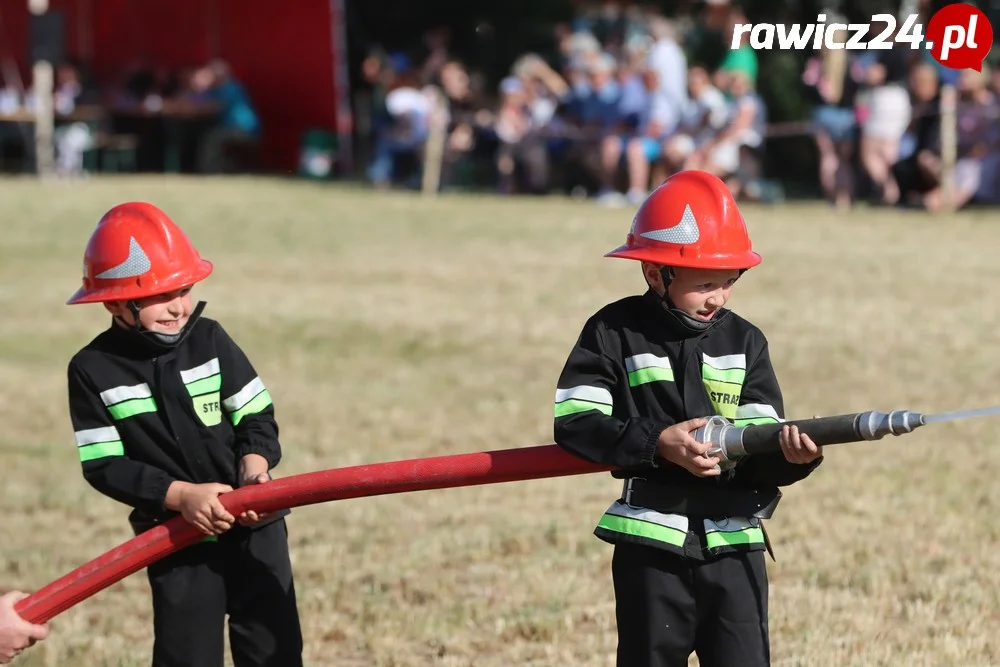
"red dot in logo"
926,2,994,71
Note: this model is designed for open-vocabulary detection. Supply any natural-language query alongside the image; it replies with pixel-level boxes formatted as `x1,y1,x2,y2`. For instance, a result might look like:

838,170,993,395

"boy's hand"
778,424,823,464
656,418,721,477
168,482,235,536
237,454,271,527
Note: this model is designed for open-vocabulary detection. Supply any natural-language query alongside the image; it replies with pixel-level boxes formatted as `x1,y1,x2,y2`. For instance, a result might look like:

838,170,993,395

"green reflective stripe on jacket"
181,358,222,397
732,403,782,426
596,502,689,549
555,399,612,418
554,385,613,418
107,398,157,420
595,500,766,556
625,353,674,387
100,383,158,420
74,425,125,462
185,374,222,397
79,440,125,462
223,377,273,425
597,514,687,548
705,525,765,550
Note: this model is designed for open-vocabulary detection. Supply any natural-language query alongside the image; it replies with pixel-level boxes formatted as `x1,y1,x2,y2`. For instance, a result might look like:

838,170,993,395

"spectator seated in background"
890,62,941,207
662,64,729,176
717,7,758,87
857,31,913,206
683,69,765,194
52,58,102,177
916,66,999,212
593,48,674,207
190,60,261,174
801,33,865,210
367,74,432,190
493,76,550,195
436,60,492,191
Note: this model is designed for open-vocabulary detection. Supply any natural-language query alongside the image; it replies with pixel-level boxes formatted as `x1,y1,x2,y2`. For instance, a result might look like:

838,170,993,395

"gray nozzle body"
698,410,926,465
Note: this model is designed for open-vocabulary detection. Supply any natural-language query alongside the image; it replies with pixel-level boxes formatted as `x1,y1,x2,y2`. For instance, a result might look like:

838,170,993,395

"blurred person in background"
645,16,688,143
436,60,492,190
663,65,729,178
616,38,653,133
801,26,865,210
494,76,550,194
683,69,765,193
917,66,999,212
716,7,758,88
857,17,912,205
890,62,941,207
52,58,101,177
190,60,261,174
366,60,431,190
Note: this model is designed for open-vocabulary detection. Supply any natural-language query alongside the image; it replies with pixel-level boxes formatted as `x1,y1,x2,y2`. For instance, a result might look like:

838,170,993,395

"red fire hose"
15,444,612,624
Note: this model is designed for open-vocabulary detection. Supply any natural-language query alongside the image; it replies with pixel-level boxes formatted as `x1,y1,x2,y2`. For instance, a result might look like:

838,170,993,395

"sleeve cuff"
641,422,671,468
237,442,281,470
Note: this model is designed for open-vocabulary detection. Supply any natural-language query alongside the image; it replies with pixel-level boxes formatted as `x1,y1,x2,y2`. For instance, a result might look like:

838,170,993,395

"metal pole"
329,0,354,176
28,0,54,179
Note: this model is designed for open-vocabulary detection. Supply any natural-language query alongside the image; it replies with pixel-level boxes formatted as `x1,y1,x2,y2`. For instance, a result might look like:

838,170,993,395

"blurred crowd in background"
355,1,1000,211
0,56,260,176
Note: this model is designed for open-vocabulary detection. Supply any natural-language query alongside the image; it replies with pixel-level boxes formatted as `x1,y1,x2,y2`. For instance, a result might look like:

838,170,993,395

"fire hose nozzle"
698,409,928,467
855,409,926,440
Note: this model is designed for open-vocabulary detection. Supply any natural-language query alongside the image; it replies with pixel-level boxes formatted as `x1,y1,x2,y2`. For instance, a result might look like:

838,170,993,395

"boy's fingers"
212,503,235,523
685,437,710,456
678,417,708,432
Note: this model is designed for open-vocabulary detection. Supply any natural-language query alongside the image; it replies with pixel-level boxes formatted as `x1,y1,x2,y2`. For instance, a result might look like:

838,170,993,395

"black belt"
622,478,782,520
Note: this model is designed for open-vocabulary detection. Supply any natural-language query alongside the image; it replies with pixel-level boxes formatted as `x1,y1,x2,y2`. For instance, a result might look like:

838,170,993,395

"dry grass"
2,175,1000,667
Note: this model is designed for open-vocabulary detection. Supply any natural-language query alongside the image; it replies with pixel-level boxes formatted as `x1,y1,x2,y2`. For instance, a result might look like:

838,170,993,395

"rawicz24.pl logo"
731,2,994,71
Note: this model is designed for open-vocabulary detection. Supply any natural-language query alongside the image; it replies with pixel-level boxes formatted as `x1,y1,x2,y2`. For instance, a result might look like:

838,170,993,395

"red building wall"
0,0,340,172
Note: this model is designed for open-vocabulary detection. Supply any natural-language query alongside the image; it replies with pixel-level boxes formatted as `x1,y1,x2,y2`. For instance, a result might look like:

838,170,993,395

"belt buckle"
623,477,645,507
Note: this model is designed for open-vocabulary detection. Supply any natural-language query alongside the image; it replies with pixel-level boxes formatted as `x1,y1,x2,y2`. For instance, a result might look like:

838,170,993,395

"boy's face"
643,263,740,322
104,287,194,333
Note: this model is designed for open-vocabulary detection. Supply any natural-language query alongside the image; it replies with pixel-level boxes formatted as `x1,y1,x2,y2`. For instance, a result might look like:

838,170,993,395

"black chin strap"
657,267,718,334
114,300,207,350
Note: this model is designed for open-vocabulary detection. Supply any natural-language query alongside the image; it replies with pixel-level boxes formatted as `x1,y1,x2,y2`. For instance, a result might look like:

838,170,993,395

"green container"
298,128,338,179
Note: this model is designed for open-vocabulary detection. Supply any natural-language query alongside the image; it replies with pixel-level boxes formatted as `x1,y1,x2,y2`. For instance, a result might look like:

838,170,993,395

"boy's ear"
103,300,124,316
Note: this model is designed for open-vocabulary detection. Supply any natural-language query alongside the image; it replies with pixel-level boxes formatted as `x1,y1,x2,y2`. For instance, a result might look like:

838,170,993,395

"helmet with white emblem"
604,170,762,270
67,202,213,305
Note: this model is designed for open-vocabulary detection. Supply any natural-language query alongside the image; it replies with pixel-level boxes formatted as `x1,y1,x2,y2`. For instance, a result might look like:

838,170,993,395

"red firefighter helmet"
67,202,213,305
604,170,762,270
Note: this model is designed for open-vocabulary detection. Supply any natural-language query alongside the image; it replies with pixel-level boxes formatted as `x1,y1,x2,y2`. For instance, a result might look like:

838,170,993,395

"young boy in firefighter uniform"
64,202,303,667
553,170,823,667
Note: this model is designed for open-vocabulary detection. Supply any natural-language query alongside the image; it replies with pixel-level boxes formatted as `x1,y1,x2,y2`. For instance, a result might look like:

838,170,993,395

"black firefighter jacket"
67,313,288,534
553,290,823,555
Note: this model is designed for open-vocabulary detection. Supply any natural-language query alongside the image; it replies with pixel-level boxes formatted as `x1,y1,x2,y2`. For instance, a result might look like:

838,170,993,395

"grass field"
2,175,1000,666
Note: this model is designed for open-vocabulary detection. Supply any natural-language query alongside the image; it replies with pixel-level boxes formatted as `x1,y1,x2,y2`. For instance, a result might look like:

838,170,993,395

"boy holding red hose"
553,170,824,666
63,202,302,667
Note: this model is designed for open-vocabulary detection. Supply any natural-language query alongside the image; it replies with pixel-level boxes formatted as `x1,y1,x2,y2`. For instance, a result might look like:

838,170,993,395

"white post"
421,87,447,197
939,84,957,213
29,0,55,179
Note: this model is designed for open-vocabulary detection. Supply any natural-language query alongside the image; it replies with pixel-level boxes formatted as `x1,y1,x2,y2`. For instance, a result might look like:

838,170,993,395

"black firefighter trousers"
612,542,770,667
145,518,303,667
